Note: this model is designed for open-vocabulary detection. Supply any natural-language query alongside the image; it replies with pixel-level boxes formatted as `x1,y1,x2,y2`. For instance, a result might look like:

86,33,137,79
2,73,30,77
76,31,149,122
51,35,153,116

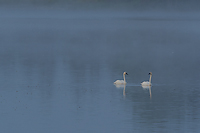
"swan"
141,72,152,86
114,72,128,85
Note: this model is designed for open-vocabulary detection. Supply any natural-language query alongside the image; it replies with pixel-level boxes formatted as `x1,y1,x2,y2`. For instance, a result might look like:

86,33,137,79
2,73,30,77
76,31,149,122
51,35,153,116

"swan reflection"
123,85,126,97
114,84,126,97
142,85,152,99
114,84,125,88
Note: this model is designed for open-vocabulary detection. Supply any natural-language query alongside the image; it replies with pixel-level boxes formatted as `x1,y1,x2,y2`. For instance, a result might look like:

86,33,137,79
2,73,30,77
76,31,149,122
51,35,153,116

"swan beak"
126,73,128,75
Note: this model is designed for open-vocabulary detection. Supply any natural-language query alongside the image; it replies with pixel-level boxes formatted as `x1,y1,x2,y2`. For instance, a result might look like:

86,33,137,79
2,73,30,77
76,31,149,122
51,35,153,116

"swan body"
141,72,152,86
114,80,126,84
141,81,151,86
114,72,128,85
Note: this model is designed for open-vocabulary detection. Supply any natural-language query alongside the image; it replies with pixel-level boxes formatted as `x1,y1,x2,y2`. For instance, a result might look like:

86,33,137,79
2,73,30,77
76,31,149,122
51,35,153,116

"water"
0,6,200,133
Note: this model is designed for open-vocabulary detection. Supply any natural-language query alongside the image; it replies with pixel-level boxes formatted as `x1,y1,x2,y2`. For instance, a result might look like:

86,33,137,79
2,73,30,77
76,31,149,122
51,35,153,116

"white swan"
141,72,152,86
114,72,128,85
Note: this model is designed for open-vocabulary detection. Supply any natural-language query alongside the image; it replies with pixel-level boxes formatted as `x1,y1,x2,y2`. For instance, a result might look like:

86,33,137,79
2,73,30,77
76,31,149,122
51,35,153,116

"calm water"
0,7,200,133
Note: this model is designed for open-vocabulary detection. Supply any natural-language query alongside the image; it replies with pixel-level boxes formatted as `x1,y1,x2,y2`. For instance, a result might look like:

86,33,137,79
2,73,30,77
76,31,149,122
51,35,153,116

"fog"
0,0,200,11
0,1,200,133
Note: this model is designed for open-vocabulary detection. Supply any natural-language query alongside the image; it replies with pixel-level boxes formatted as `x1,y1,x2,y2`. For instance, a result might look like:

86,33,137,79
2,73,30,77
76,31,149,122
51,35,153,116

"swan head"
148,72,152,75
123,72,128,75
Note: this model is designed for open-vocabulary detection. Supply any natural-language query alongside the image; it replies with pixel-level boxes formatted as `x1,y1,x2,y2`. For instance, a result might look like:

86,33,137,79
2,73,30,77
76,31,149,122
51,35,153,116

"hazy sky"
0,0,199,11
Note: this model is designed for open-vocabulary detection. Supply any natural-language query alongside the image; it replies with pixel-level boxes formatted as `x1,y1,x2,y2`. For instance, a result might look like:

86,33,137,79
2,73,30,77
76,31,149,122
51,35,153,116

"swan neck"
149,75,152,84
123,74,126,83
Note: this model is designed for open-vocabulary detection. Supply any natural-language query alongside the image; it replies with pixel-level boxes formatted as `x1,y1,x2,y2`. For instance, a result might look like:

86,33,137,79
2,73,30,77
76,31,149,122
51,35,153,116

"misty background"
0,0,200,11
0,1,200,133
